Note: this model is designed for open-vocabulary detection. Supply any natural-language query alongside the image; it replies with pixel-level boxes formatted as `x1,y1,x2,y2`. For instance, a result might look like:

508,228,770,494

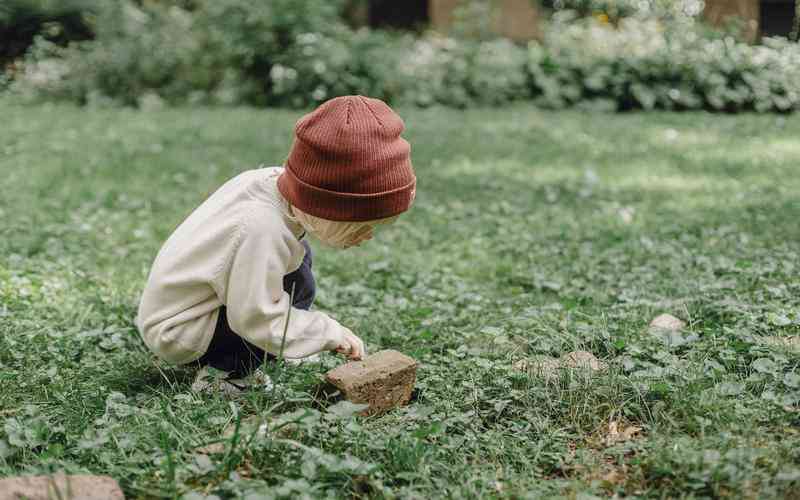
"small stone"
0,474,124,500
325,350,418,416
649,313,686,331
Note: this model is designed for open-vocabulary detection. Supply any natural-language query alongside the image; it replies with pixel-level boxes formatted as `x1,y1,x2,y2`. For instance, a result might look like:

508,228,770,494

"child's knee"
140,314,217,365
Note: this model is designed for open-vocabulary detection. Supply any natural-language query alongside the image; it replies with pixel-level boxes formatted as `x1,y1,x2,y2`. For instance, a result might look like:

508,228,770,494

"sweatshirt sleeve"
217,211,346,359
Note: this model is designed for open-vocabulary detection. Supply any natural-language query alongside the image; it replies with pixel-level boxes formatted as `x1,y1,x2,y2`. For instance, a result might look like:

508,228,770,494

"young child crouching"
135,95,416,394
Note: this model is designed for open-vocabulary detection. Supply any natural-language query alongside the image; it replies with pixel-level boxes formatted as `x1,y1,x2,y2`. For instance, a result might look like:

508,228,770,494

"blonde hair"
289,206,398,248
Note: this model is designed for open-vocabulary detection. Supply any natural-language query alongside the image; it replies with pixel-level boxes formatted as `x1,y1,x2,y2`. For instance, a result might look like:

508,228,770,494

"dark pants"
196,240,315,376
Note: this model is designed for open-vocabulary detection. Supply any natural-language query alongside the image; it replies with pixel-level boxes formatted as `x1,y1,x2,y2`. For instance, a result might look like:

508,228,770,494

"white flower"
311,86,327,101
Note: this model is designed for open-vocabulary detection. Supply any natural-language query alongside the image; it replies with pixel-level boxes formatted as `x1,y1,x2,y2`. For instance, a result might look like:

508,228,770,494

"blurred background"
3,4,800,497
2,0,799,113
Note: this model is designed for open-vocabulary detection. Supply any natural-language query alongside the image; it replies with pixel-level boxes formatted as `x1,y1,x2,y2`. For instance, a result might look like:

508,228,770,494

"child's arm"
216,212,352,359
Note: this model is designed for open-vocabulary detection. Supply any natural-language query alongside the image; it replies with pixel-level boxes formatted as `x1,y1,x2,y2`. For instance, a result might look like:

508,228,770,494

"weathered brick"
0,474,124,500
325,350,418,416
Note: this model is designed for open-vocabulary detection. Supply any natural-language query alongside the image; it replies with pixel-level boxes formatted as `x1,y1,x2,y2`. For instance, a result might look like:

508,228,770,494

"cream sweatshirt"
135,166,347,364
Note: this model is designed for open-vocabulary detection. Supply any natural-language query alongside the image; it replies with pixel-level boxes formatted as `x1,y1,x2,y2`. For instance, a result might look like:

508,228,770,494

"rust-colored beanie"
277,95,416,222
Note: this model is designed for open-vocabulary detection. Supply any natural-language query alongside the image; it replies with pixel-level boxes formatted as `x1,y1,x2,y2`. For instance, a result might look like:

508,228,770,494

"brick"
325,350,418,416
0,474,124,500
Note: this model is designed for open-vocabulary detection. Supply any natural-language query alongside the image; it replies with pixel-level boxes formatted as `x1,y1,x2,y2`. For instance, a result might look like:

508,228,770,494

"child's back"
136,96,416,393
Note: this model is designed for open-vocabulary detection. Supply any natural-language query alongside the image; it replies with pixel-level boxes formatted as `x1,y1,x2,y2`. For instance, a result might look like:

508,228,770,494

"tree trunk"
792,0,800,41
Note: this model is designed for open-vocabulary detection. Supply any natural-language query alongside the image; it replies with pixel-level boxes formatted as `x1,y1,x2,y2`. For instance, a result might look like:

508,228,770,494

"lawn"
1,98,799,499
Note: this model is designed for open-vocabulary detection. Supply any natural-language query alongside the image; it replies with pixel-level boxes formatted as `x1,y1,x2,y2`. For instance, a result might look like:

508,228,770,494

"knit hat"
277,95,416,222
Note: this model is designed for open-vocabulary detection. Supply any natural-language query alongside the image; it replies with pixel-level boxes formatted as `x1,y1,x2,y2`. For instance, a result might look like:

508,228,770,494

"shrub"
267,28,408,108
267,31,531,109
7,0,800,113
191,0,348,105
468,38,531,105
527,15,800,112
10,2,217,106
9,0,351,106
0,0,98,66
8,0,531,109
395,36,530,108
538,0,705,22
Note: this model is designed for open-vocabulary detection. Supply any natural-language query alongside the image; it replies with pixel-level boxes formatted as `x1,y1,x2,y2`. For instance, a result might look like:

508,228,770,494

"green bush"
6,0,800,113
191,0,348,106
394,36,530,108
266,28,408,108
469,39,531,105
11,2,214,106
8,0,531,109
0,0,98,65
10,0,351,106
528,15,800,112
538,0,704,22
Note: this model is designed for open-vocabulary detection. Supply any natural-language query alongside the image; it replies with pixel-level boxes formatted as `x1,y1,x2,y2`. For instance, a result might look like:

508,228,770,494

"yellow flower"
595,13,610,24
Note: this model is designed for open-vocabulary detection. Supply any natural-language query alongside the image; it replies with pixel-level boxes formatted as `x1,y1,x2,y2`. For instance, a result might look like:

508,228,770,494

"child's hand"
335,328,366,361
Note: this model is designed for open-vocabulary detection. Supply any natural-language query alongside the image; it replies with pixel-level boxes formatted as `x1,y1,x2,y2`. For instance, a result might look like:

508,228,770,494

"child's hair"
289,205,398,248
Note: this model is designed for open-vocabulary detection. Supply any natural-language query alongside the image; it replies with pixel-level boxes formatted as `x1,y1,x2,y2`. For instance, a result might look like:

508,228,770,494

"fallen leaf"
513,351,607,379
195,442,226,455
562,351,608,371
605,420,642,446
513,357,560,377
601,469,622,484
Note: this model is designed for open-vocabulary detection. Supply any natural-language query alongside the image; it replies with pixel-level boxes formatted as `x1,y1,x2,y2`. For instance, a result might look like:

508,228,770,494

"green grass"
1,98,799,499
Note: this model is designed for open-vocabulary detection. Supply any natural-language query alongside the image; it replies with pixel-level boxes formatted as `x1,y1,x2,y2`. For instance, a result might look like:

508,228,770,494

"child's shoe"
284,353,321,365
191,366,274,396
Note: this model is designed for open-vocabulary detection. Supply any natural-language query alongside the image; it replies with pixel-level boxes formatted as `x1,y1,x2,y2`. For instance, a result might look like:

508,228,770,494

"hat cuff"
277,164,416,222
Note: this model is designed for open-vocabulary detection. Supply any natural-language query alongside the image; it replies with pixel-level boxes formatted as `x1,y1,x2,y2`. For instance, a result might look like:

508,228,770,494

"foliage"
393,35,531,108
190,0,348,106
2,100,800,497
449,0,499,41
8,0,532,109
537,0,706,22
8,0,350,107
5,0,800,113
266,28,408,108
0,0,98,65
528,15,800,112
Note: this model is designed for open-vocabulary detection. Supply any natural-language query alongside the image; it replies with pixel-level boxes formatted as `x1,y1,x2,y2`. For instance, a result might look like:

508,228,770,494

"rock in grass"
0,474,124,500
324,350,418,416
649,313,686,331
513,351,607,379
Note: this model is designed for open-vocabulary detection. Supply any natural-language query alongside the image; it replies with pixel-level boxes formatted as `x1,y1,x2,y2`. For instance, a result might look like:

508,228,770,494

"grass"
1,98,799,499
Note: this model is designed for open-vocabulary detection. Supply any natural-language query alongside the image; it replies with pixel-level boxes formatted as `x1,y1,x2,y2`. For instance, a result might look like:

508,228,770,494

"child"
135,95,416,394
